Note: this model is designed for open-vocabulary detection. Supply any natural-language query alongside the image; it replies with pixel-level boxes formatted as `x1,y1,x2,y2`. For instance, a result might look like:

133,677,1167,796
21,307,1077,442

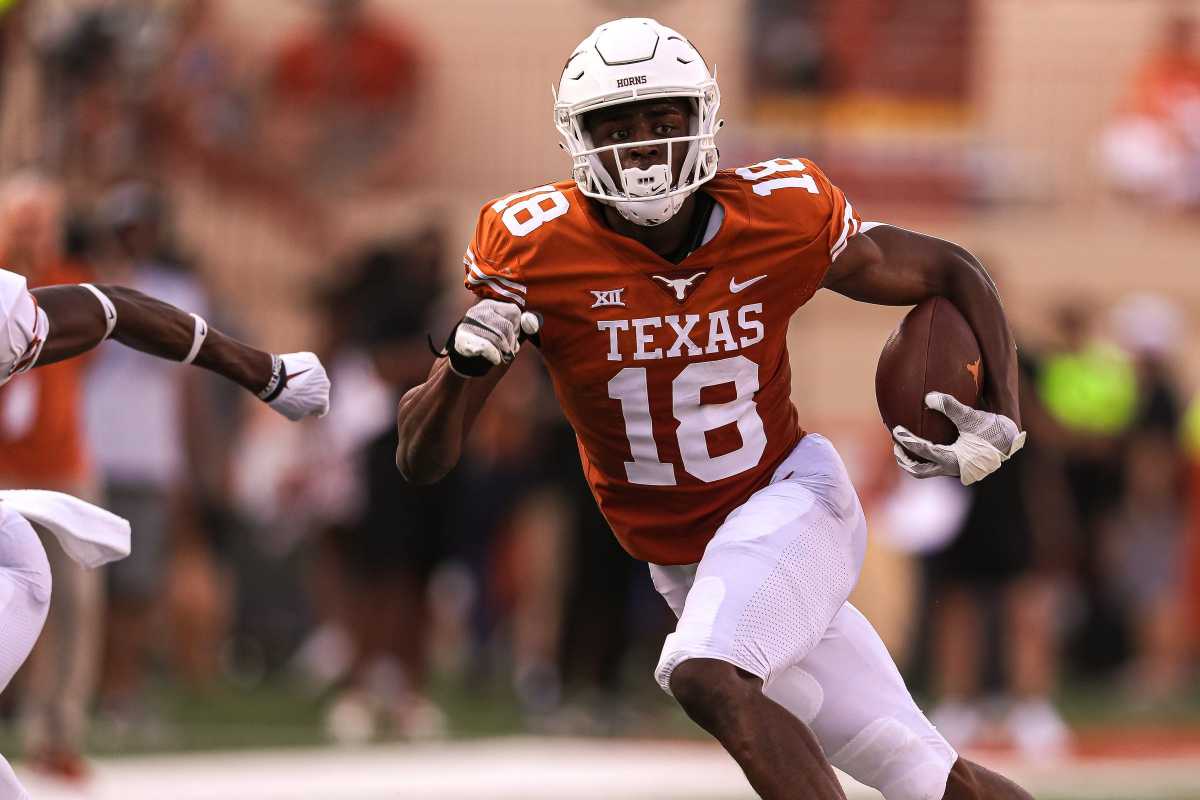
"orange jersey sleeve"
809,160,863,262
462,184,575,308
730,157,862,303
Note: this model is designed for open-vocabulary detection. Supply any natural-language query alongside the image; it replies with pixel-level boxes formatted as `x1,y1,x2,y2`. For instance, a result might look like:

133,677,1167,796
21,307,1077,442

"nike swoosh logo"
729,275,767,293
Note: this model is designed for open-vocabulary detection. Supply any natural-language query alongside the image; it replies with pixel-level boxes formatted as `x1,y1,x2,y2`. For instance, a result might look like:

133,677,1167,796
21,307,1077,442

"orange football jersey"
465,158,861,565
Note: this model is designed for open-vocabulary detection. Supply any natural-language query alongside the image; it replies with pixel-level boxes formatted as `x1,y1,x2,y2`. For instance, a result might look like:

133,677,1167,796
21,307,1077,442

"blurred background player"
0,222,330,799
917,347,1072,756
84,181,216,729
265,0,420,192
0,173,102,780
1102,12,1200,208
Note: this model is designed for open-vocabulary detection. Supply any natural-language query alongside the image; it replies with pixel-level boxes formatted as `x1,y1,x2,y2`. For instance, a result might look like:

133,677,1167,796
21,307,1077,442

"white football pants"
651,434,958,800
0,503,52,800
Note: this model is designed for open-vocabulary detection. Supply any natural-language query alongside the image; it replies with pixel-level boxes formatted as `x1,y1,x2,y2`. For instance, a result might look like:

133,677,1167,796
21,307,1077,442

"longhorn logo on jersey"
651,270,707,303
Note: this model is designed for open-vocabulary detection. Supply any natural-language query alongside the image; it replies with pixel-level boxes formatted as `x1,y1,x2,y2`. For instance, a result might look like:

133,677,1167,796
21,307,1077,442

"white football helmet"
553,18,721,226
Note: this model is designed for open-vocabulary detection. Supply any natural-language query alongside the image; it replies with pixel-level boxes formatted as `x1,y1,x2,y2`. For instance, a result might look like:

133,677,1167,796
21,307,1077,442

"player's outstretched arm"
31,283,330,420
395,299,540,484
822,225,1025,483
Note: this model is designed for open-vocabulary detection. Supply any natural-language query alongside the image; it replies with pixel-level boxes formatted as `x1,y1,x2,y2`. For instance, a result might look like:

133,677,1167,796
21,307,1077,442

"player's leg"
763,602,1031,800
943,758,1032,800
651,434,867,799
0,506,53,800
670,658,846,798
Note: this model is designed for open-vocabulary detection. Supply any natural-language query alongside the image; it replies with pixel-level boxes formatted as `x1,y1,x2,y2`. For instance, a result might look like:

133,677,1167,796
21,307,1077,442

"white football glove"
892,391,1026,485
265,352,331,421
449,299,541,377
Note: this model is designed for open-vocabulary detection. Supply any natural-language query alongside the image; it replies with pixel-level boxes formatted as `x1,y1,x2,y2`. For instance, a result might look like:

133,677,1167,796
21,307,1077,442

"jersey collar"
575,172,748,275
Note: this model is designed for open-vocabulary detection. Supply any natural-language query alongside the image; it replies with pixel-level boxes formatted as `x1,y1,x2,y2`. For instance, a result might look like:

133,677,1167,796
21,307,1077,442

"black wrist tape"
444,324,493,377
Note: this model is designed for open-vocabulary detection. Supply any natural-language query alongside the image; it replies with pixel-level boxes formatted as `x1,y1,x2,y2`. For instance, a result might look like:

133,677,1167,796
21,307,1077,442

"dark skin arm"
395,356,510,484
822,225,1022,429
31,284,273,394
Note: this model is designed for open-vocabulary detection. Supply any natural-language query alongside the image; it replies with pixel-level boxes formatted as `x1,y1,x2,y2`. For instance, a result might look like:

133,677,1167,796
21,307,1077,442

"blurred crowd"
879,291,1200,757
1104,11,1200,210
0,0,1196,785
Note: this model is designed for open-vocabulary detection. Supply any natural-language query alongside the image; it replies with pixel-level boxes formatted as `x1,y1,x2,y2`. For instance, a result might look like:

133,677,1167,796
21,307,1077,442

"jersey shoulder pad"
726,157,860,261
464,180,580,305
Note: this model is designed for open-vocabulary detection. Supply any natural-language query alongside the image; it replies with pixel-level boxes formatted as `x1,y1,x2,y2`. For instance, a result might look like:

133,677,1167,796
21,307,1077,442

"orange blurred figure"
0,174,101,784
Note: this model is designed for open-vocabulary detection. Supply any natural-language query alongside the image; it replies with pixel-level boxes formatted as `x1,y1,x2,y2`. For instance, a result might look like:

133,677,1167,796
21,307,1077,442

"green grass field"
5,674,1199,757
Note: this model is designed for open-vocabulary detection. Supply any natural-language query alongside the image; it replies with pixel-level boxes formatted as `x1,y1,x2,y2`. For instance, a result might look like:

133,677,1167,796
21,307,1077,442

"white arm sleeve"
0,269,49,387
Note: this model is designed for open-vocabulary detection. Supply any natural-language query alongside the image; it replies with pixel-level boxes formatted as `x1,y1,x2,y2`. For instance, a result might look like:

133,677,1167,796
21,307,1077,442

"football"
875,297,983,446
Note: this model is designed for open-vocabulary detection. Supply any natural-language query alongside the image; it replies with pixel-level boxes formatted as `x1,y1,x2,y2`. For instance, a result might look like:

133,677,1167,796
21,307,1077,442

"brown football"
875,298,983,446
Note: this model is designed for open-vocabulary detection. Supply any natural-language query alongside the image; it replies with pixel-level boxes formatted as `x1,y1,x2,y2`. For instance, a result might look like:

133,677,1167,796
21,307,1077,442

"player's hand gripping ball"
876,298,1025,485
892,392,1025,484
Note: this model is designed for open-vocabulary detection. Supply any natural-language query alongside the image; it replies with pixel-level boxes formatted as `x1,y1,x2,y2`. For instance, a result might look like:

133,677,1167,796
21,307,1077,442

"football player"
397,18,1029,800
0,268,330,799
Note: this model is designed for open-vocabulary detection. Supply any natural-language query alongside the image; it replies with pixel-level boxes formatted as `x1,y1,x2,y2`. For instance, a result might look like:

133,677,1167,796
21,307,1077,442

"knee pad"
762,666,824,725
829,717,954,800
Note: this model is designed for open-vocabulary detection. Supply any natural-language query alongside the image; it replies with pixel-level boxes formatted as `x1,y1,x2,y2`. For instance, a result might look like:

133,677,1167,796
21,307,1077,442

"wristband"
79,284,117,340
444,324,492,378
181,313,208,365
257,354,287,401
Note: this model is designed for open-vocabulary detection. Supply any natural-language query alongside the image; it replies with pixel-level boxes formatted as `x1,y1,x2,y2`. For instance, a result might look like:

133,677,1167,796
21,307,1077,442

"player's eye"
610,129,631,142
653,124,675,137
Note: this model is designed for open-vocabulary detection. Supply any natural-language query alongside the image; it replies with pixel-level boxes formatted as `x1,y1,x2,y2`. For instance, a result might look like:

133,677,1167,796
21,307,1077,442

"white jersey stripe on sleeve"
463,249,527,294
466,265,526,306
830,200,858,261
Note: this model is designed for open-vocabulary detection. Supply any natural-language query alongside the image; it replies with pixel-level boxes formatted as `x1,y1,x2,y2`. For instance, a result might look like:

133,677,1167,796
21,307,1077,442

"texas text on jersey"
464,157,861,565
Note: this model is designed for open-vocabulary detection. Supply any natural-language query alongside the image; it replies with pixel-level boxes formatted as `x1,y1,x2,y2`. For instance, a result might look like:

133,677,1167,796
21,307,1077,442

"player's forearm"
98,285,274,393
942,257,1021,428
395,358,506,484
99,286,274,393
